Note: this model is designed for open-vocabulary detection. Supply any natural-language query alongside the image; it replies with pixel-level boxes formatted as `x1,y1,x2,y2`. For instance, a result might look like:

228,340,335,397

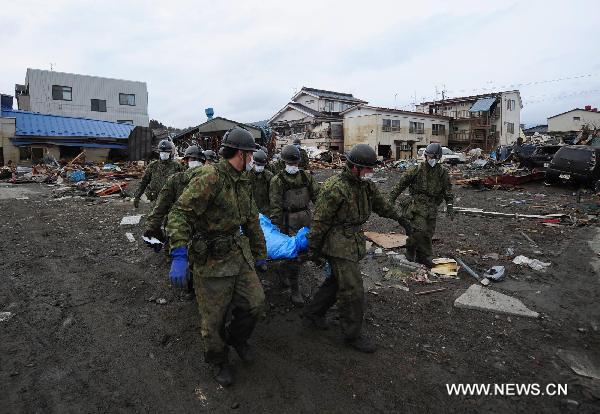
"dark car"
545,145,600,190
520,145,562,169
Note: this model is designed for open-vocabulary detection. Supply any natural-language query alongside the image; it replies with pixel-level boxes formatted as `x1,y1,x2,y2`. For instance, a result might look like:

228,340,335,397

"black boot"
345,336,377,353
213,363,234,387
290,278,304,307
405,246,417,263
302,314,329,330
233,342,255,364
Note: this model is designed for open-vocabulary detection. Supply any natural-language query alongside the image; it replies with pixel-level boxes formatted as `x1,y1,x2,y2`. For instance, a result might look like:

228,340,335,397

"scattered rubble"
513,255,551,271
120,215,143,225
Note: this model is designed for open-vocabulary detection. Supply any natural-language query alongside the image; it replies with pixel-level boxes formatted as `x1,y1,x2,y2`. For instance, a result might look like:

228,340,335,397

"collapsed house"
268,87,367,151
171,116,262,153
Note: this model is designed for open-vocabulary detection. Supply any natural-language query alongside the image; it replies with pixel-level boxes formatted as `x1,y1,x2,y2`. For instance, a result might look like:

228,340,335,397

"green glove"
446,203,455,220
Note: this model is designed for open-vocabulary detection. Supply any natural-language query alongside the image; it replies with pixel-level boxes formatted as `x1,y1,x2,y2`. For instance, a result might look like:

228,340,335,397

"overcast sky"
1,0,599,128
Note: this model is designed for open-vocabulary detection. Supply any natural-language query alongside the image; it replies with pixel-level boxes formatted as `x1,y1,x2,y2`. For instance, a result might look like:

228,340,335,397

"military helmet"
157,139,174,152
253,149,268,166
346,144,379,168
221,127,256,151
424,143,442,159
281,145,301,163
183,145,205,160
203,150,218,162
293,137,301,145
260,146,269,156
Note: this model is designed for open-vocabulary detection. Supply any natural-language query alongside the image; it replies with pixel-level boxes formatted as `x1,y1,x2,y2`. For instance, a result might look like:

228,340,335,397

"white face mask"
362,172,374,181
254,165,265,173
427,159,437,167
159,152,170,161
285,165,299,175
188,160,203,169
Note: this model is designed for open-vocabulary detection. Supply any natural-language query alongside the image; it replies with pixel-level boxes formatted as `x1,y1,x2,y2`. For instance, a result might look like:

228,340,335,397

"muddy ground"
1,168,600,413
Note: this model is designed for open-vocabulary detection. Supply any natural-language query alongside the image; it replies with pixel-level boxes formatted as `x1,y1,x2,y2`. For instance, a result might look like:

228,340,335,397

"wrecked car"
520,145,562,169
545,145,600,190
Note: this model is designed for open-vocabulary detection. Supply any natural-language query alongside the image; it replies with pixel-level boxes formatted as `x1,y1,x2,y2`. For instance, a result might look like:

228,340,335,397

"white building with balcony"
415,90,521,150
15,68,149,127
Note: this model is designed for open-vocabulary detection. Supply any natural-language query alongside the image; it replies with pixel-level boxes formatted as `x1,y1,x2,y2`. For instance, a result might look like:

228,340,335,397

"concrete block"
454,284,539,318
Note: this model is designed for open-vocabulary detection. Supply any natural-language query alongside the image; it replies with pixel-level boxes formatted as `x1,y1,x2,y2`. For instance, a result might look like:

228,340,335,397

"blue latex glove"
255,259,268,273
169,247,189,288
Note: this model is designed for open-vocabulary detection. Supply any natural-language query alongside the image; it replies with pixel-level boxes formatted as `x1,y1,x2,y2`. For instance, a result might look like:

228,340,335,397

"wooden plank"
364,231,408,249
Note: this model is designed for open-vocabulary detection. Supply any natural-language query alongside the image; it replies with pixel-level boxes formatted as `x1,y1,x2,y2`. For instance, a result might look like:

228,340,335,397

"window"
432,124,446,136
507,122,515,133
491,124,497,133
117,120,133,124
573,116,581,121
391,119,400,132
323,100,334,112
409,121,424,134
52,85,72,101
91,99,107,112
119,93,136,106
507,99,516,111
382,119,392,132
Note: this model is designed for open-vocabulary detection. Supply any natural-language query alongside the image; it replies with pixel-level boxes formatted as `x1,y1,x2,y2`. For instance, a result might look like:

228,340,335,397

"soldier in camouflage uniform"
303,144,410,353
133,140,183,208
203,149,218,165
293,137,310,170
143,145,205,242
247,149,273,216
166,127,267,387
389,143,454,268
270,145,319,305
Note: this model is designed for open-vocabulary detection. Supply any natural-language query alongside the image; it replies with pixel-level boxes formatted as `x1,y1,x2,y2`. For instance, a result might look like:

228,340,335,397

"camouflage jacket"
299,148,310,170
269,169,319,227
248,168,274,216
144,166,203,232
309,167,402,262
135,159,183,201
389,162,454,217
166,160,266,275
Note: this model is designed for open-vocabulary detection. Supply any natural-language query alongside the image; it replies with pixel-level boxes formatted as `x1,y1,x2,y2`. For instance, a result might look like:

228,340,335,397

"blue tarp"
469,97,496,112
259,214,309,260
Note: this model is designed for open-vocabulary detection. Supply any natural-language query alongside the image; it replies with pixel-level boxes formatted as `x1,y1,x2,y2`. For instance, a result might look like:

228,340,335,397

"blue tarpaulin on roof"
10,139,127,149
1,109,134,139
469,97,496,112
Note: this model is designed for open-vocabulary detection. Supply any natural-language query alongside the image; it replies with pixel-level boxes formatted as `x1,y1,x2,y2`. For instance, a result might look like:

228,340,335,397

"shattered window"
410,121,424,134
52,85,72,101
119,93,136,106
432,124,445,135
382,119,392,132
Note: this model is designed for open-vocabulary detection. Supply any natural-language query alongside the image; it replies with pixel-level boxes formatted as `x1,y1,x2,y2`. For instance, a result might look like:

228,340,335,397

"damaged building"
415,90,522,151
342,105,451,159
0,96,135,165
268,87,367,151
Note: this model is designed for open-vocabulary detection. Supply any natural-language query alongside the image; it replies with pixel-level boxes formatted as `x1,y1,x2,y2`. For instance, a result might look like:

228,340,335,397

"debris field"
1,167,599,413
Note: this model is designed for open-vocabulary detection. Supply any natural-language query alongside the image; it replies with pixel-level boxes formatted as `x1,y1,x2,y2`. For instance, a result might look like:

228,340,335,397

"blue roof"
0,109,135,139
469,97,496,112
10,139,127,149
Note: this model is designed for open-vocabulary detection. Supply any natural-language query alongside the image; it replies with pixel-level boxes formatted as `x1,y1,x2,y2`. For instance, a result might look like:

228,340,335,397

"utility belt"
333,223,362,235
191,230,241,262
284,206,309,213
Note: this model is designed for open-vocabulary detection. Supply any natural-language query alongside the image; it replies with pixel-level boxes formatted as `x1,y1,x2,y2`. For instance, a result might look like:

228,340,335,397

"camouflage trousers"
303,257,364,340
406,211,438,264
193,256,265,364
